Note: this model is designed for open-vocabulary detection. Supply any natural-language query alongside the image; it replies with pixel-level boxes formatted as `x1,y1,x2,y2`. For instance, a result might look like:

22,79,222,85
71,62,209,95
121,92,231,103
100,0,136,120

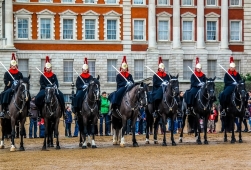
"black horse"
112,82,148,147
179,77,216,144
41,85,62,150
223,80,248,143
78,76,100,149
154,74,179,146
0,77,30,151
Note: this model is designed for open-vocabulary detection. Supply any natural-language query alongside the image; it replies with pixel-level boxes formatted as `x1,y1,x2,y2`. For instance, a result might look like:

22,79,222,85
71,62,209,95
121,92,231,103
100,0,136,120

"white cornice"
14,8,33,15
103,10,122,16
156,11,172,17
181,12,196,18
59,9,78,16
205,12,220,18
81,10,100,16
36,9,55,15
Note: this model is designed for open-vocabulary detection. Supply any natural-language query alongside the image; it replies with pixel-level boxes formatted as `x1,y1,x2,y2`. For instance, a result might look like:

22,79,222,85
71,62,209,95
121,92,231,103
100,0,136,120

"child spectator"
29,96,38,138
38,118,45,138
65,106,73,137
208,105,218,133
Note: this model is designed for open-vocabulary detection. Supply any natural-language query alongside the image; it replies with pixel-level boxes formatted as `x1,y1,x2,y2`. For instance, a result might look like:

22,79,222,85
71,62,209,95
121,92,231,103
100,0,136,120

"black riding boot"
0,104,5,118
186,105,191,115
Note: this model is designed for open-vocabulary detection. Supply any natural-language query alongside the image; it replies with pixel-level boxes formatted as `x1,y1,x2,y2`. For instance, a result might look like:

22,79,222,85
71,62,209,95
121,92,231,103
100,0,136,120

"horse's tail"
224,115,233,132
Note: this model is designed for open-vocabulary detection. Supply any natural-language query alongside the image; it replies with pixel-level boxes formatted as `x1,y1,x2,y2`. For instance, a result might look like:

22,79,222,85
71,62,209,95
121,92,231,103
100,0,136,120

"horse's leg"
19,117,26,151
120,117,127,147
196,115,202,145
78,115,83,147
238,116,243,143
55,118,60,149
10,118,16,151
170,115,176,146
231,116,236,143
82,117,87,149
162,115,167,146
179,114,187,143
0,120,5,149
50,122,54,147
223,116,228,142
42,118,48,150
91,118,97,148
153,116,159,144
131,111,138,147
204,116,209,144
145,114,151,144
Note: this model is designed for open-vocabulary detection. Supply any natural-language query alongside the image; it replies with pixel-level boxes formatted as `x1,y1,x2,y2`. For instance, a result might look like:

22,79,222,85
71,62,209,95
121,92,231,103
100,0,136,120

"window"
16,0,29,2
183,60,192,80
158,21,169,41
133,0,144,4
18,59,29,77
82,10,100,40
230,21,241,41
106,0,116,3
207,60,216,78
230,0,240,6
63,60,73,82
235,60,240,72
63,94,72,103
163,60,169,72
62,19,73,39
158,0,169,5
182,21,193,41
134,60,144,80
207,0,216,5
41,59,46,71
88,61,96,77
182,0,192,6
17,18,29,39
40,18,51,39
85,0,95,3
107,20,117,40
62,0,73,2
85,19,96,39
39,0,52,2
107,60,117,82
134,20,144,40
207,21,217,41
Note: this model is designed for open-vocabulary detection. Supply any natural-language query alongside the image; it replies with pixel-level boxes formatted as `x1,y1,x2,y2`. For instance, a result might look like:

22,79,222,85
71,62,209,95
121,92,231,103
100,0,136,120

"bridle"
84,80,100,113
163,79,179,111
232,82,247,112
197,80,215,110
13,80,29,113
45,87,58,116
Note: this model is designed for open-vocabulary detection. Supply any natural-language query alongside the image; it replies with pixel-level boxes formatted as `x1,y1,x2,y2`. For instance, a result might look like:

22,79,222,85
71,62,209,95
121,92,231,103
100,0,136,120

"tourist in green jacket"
100,91,111,136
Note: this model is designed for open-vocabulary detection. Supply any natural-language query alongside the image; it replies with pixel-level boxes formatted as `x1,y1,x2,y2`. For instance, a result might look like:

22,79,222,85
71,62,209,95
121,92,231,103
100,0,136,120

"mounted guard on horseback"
0,54,25,118
184,57,206,115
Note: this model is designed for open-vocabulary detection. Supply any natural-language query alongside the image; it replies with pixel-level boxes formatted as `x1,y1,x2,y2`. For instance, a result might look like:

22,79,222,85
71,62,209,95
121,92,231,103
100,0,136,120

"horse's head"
137,82,149,107
88,76,100,101
236,80,247,101
205,76,216,99
168,74,179,97
44,85,57,105
15,75,30,102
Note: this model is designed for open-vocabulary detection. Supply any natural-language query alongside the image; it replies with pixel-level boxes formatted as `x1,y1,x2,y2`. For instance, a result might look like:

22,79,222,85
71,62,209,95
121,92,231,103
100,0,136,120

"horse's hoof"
231,139,236,143
42,146,47,151
50,144,54,147
204,140,209,145
172,142,176,146
224,138,228,142
87,143,91,147
197,140,202,145
154,141,158,144
56,146,60,150
92,145,97,148
133,142,139,147
113,142,118,145
0,145,4,149
145,141,150,144
239,139,243,143
82,146,87,149
162,142,167,146
120,143,125,147
79,143,82,147
19,147,25,151
179,139,183,143
10,147,16,152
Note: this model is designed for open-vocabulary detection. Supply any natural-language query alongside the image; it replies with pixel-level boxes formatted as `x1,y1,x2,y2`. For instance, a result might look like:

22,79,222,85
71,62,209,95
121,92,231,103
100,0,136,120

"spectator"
38,118,45,138
177,91,184,133
135,116,140,135
65,106,72,137
248,98,251,133
73,114,79,137
139,106,146,135
29,96,38,138
208,105,218,133
213,104,218,133
100,91,111,136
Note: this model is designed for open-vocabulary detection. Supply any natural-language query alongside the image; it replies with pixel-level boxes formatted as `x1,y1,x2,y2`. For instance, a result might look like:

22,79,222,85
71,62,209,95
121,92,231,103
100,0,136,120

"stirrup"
108,109,113,116
221,109,226,116
0,111,5,118
152,111,158,118
186,108,191,115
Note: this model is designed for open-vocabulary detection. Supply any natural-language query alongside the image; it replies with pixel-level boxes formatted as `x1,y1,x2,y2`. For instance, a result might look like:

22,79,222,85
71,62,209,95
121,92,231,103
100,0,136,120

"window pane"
163,60,169,72
16,0,28,2
158,21,168,40
231,0,240,5
107,0,116,3
62,0,73,2
88,61,95,77
18,18,28,38
64,60,73,82
85,19,95,39
207,21,216,40
134,20,144,40
207,60,216,78
235,60,240,72
63,19,73,39
39,0,51,2
107,20,116,40
134,60,144,80
85,0,94,3
183,60,192,80
183,0,192,5
107,60,117,82
40,18,51,39
207,0,216,5
134,0,143,4
158,0,168,5
63,94,71,103
230,21,240,41
182,21,192,40
18,59,29,77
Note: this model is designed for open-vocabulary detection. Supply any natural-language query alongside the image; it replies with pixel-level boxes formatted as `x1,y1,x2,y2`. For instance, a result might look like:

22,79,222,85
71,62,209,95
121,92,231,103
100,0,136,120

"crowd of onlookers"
22,90,251,139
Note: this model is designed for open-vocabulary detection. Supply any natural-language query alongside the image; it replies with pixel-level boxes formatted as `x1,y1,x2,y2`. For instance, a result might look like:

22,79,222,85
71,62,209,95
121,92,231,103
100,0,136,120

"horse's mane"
22,77,30,84
126,82,140,92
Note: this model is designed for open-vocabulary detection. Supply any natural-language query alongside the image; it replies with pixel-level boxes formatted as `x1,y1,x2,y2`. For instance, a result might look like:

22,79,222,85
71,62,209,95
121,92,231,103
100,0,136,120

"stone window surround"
229,0,242,7
14,9,33,40
103,10,121,41
82,10,100,40
205,12,220,42
229,20,242,42
156,12,172,42
181,0,194,6
206,0,218,6
181,12,196,42
157,0,170,6
59,10,78,40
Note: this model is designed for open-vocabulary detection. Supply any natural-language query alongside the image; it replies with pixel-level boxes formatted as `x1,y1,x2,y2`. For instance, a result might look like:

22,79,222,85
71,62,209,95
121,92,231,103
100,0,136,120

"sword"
73,68,86,84
0,62,15,81
145,66,164,82
35,67,53,85
112,65,129,82
218,64,237,82
187,66,201,83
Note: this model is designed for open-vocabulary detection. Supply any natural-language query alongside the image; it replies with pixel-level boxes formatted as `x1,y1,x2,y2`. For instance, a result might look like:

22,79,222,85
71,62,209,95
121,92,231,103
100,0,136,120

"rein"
163,81,178,112
83,82,99,114
232,85,246,112
13,83,29,113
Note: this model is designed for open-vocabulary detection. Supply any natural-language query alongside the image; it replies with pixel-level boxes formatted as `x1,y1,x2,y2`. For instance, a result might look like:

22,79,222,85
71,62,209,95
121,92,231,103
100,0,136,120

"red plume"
84,57,88,64
45,56,50,63
122,56,127,64
12,53,16,61
230,56,234,63
196,57,199,65
158,57,163,64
